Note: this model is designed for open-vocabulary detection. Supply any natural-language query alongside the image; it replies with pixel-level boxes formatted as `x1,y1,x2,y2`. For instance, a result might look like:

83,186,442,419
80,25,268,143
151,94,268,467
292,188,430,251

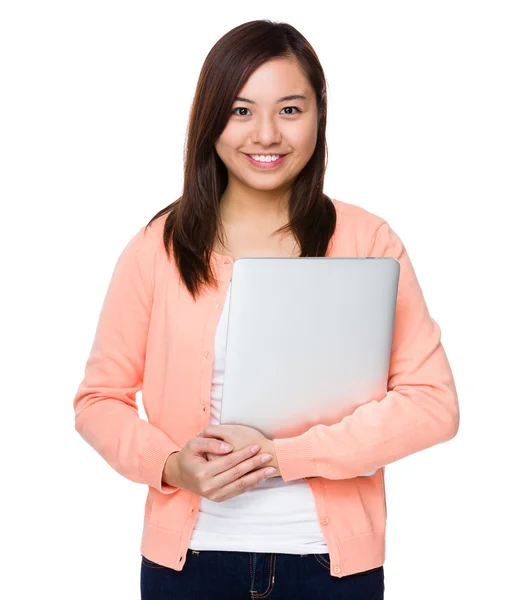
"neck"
219,187,291,225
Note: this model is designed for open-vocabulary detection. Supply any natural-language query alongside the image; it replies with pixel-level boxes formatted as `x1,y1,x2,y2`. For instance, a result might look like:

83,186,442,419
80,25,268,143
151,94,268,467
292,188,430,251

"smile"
243,153,287,169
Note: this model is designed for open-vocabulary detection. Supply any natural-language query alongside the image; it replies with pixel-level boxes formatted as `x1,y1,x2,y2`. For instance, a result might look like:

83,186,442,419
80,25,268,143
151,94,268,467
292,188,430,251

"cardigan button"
333,565,341,574
321,517,329,525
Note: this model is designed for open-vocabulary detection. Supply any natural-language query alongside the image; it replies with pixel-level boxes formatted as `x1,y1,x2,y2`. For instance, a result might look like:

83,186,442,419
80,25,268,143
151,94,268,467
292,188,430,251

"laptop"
219,256,400,477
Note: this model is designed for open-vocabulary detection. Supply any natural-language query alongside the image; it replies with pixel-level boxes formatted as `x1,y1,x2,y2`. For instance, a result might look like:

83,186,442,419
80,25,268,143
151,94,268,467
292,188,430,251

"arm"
273,220,460,481
73,225,181,494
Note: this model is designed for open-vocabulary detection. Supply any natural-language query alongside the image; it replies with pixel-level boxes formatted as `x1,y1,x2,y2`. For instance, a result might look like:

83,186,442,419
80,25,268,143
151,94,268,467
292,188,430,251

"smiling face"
214,56,319,196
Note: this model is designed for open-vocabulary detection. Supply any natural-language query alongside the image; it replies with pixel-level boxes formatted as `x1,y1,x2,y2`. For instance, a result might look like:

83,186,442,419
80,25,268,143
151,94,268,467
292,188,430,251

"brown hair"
146,19,337,301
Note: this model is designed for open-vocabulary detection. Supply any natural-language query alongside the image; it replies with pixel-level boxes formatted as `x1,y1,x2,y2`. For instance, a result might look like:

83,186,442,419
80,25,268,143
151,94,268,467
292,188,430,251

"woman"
73,19,459,599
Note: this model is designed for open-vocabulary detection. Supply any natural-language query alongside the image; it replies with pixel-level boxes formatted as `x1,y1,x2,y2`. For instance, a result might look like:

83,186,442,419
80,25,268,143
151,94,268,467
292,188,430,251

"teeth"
249,154,281,162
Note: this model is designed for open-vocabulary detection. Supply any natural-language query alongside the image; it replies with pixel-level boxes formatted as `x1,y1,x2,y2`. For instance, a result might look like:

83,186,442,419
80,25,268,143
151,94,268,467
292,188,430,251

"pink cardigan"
73,198,459,578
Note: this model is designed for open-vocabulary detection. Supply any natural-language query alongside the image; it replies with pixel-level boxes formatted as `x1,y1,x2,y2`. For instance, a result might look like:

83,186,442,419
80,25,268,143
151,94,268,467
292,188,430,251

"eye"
231,106,303,116
231,107,251,116
281,106,302,115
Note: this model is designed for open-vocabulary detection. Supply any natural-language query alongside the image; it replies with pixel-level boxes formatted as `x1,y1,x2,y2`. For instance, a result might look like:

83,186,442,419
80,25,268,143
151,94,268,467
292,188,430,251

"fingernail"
250,445,260,453
220,442,232,451
260,454,272,463
265,468,276,476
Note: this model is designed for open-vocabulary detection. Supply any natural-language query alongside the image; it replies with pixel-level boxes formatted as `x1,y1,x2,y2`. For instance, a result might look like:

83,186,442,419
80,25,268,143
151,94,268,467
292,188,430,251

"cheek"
216,140,245,169
289,125,317,155
217,123,246,150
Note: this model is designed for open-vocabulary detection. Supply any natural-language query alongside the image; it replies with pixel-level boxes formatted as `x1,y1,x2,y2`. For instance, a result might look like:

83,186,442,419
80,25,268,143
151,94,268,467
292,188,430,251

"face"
214,57,319,196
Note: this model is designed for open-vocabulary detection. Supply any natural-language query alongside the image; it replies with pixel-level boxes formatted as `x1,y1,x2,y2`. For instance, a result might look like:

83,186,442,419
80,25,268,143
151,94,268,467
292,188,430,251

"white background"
1,1,509,598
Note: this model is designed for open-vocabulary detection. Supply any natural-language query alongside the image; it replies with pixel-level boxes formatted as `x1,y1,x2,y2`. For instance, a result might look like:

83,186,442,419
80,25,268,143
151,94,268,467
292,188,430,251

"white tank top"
189,282,328,553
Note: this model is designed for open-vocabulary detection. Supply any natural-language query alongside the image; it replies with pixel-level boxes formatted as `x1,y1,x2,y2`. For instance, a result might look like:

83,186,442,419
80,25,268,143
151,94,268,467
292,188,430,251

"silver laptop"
219,257,400,477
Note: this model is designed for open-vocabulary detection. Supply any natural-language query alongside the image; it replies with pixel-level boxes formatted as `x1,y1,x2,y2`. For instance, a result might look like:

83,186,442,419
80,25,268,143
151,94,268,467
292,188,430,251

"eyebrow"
234,94,307,104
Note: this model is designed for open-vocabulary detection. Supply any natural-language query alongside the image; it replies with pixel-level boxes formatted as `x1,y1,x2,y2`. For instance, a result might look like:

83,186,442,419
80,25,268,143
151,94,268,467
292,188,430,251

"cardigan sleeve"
273,220,460,481
72,226,181,494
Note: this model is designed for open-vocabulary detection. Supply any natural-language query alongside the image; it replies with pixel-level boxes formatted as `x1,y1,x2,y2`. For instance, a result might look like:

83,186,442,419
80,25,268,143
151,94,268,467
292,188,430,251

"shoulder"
329,198,390,253
330,198,417,293
116,212,170,295
331,196,386,228
131,211,168,259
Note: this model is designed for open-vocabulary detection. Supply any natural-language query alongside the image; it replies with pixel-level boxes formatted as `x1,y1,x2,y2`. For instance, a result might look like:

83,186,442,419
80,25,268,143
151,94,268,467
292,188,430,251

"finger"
205,452,222,462
193,436,233,455
207,443,261,478
206,452,221,462
199,424,229,439
216,465,275,502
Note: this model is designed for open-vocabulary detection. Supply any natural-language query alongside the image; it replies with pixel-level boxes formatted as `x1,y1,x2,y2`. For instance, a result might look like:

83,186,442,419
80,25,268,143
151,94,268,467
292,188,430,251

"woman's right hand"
163,435,275,502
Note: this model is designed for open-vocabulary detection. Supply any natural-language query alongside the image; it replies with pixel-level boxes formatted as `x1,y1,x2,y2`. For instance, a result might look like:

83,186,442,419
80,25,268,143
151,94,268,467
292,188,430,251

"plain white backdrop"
1,1,509,598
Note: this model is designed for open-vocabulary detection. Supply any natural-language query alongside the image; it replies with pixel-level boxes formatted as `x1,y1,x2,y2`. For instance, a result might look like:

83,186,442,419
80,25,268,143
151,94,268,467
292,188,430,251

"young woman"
73,19,459,600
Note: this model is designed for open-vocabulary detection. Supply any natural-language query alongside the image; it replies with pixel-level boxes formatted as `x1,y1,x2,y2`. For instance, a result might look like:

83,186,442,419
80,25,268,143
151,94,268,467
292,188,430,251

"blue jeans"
141,549,384,599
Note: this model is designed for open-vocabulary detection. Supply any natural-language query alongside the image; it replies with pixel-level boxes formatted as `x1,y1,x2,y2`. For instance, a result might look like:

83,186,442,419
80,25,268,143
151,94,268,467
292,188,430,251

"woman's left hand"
197,424,280,477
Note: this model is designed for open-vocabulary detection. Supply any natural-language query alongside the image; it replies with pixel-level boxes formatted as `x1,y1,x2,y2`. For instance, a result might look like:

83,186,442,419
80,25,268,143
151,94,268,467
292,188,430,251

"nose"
250,115,282,146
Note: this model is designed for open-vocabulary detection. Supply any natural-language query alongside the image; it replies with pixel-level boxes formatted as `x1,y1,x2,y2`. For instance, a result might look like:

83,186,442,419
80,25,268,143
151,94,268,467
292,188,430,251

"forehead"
237,58,312,103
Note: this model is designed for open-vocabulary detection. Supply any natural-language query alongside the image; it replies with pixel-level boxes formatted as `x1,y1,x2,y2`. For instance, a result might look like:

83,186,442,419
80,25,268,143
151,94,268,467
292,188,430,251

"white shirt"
189,282,328,554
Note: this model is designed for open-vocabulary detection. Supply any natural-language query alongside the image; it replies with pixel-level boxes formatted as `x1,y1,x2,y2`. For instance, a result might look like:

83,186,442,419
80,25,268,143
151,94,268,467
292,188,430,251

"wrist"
266,440,281,476
163,450,181,488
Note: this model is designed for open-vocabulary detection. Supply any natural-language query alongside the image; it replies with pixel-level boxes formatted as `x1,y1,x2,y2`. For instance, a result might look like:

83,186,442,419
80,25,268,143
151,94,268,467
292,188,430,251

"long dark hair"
146,19,337,301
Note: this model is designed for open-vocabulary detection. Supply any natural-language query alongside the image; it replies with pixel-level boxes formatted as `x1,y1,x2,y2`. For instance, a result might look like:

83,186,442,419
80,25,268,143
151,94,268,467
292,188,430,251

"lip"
243,153,288,169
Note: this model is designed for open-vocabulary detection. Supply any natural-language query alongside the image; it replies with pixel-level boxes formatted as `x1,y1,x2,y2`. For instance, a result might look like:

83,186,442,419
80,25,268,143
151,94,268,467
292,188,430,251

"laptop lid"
219,257,400,444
